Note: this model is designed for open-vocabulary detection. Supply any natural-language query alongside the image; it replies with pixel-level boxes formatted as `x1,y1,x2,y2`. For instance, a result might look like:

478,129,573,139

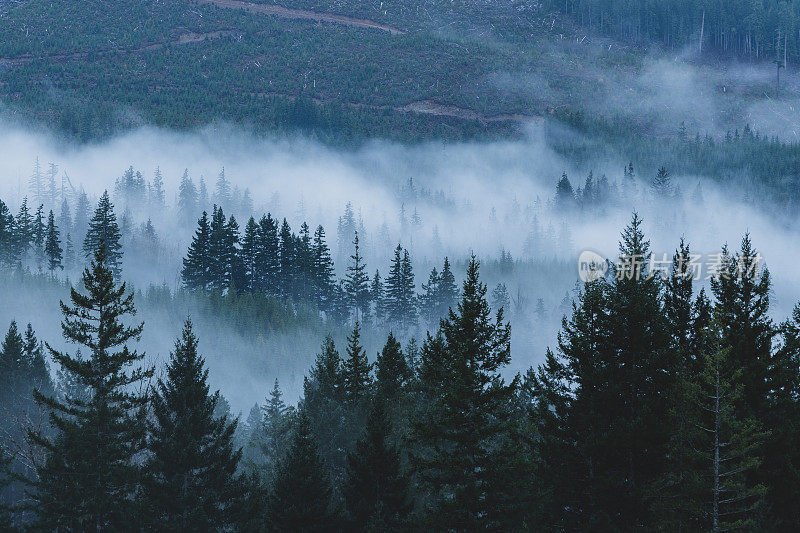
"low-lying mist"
1,118,799,412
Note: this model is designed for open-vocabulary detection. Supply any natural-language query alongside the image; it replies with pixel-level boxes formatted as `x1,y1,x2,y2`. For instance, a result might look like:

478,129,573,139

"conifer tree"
0,199,14,266
28,246,153,530
419,267,440,327
302,336,348,481
182,211,212,290
13,198,33,264
259,379,293,479
0,446,11,528
277,219,295,299
342,322,372,404
345,233,370,322
295,222,314,301
267,411,337,531
44,210,62,272
370,270,385,325
214,168,231,209
145,320,243,531
257,214,281,296
241,216,259,292
151,167,166,209
82,190,123,279
33,204,46,270
375,333,409,403
651,166,672,197
312,225,336,308
178,169,198,223
410,257,518,529
207,206,232,291
344,401,411,531
555,173,576,210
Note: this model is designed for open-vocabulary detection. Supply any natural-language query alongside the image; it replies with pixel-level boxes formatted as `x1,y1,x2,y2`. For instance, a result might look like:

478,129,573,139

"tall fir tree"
343,322,372,404
182,211,212,290
410,257,519,529
345,233,371,323
28,246,153,530
266,411,337,531
312,225,336,311
344,401,412,531
44,210,63,272
145,320,243,531
82,190,123,279
178,169,198,223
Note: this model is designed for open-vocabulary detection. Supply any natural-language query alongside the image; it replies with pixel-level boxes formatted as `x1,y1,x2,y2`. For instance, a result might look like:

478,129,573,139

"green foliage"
28,245,152,530
145,319,243,530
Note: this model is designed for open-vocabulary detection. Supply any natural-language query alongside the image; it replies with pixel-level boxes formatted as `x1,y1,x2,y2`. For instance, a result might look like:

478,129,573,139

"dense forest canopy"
1,0,800,529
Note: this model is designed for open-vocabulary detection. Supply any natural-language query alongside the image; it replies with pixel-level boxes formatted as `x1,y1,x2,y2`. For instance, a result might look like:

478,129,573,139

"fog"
1,101,800,412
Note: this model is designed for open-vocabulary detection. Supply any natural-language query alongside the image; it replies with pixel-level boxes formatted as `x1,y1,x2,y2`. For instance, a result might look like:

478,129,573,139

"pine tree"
277,219,295,299
28,246,153,530
256,214,281,296
267,411,337,531
259,379,293,478
344,402,411,531
385,245,417,332
491,283,510,313
44,210,63,272
241,216,259,292
151,167,166,209
343,322,373,404
33,204,46,270
410,257,519,529
604,213,671,526
651,166,672,197
345,233,370,323
29,157,44,207
0,199,15,266
375,333,409,403
555,173,576,210
182,211,212,291
13,198,34,264
419,267,440,327
295,222,314,301
207,206,232,291
214,168,231,209
312,225,336,310
145,320,243,531
370,270,385,325
83,190,123,279
178,169,198,223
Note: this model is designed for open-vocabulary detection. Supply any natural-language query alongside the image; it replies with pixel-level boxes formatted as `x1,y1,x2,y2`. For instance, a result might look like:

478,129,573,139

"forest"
1,188,800,529
2,0,800,530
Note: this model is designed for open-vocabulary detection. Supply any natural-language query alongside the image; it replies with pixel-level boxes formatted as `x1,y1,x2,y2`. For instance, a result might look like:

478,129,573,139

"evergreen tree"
13,198,33,264
259,379,294,479
410,257,519,529
150,167,166,209
555,173,576,210
0,199,14,266
311,225,336,310
491,283,510,313
345,233,370,323
295,222,314,301
44,210,63,272
82,190,123,279
277,219,295,299
145,320,243,531
375,333,409,403
182,211,212,291
33,204,46,270
365,270,380,318
385,245,417,333
344,402,411,531
207,206,232,291
178,169,198,223
28,246,153,530
266,411,336,531
419,267,440,327
651,166,672,197
256,214,281,296
241,216,259,292
214,168,231,209
342,322,372,404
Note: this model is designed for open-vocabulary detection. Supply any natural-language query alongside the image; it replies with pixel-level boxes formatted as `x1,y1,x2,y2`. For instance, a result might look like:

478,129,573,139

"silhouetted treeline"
1,215,800,530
